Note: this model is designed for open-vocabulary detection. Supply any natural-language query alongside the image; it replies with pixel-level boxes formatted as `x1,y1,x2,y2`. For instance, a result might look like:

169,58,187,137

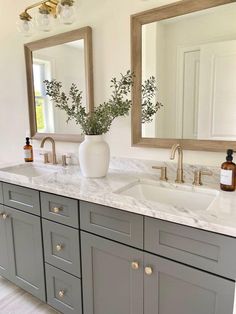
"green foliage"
44,71,162,135
142,76,163,124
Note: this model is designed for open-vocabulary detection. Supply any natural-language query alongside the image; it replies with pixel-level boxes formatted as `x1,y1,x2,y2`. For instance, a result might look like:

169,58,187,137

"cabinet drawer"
145,217,236,280
43,219,80,277
45,264,82,314
41,192,79,228
3,183,40,215
80,201,143,249
0,182,3,204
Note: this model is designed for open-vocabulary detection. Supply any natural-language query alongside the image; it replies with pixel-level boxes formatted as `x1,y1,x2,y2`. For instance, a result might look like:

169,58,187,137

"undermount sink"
0,163,58,178
117,181,219,211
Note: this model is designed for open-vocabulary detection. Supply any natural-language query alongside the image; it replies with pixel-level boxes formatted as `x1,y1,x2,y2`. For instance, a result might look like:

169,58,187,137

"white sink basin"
0,164,58,178
118,181,218,211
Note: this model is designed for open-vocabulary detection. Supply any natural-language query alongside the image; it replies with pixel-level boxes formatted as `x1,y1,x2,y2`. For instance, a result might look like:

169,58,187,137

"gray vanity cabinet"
81,230,235,314
144,253,235,314
0,204,11,280
2,206,45,301
81,231,144,314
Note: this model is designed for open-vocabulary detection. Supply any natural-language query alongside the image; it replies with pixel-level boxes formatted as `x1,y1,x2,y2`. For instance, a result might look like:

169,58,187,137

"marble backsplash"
109,157,220,186
34,148,220,186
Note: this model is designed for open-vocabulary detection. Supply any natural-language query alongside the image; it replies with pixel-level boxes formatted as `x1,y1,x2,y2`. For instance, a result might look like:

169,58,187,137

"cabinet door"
81,232,143,314
4,206,46,301
0,182,3,204
144,253,235,314
0,205,11,280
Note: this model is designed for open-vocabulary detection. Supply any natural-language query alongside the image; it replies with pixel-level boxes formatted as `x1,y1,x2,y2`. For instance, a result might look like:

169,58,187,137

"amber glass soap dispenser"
24,137,33,162
220,149,235,192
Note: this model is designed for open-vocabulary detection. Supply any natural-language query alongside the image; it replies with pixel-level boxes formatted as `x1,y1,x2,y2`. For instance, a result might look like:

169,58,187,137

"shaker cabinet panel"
145,217,236,280
45,264,82,314
3,183,40,215
4,206,45,301
80,201,143,249
144,253,235,314
81,231,143,314
43,219,81,277
41,192,79,228
0,205,11,280
0,182,3,204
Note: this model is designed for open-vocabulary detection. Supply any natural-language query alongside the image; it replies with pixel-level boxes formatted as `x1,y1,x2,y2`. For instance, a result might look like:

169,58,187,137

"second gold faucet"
170,144,184,183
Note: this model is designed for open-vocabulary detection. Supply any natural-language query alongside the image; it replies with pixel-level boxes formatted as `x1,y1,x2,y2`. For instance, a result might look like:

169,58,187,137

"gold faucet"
40,137,57,165
170,144,184,183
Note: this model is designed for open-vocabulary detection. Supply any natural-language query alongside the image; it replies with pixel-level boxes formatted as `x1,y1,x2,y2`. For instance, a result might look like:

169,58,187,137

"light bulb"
58,4,76,25
36,13,53,32
16,19,34,37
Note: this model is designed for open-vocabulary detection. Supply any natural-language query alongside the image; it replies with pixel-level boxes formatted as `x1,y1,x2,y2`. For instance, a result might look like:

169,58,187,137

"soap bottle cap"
226,149,233,162
26,137,30,145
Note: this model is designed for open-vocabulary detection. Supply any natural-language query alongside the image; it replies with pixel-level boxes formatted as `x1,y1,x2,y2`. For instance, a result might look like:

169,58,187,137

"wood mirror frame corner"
131,0,236,152
25,26,94,143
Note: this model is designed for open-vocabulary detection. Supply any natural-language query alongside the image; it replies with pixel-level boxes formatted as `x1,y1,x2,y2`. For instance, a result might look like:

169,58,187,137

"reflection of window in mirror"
25,27,94,142
32,39,86,135
33,58,53,133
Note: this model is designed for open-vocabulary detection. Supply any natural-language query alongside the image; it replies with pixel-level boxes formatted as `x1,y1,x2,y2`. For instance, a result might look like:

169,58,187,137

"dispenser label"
220,169,233,185
24,150,32,159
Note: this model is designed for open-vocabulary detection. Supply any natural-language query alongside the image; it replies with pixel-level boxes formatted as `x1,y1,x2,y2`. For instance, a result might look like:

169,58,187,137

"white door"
198,40,236,140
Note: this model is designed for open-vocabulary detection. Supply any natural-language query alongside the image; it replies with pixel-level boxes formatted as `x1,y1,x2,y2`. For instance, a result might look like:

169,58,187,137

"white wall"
0,0,225,165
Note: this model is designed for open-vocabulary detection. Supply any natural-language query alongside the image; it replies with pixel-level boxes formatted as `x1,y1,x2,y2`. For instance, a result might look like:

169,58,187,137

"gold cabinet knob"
58,290,65,298
1,213,8,220
55,244,63,252
131,261,139,270
52,207,61,214
145,266,153,276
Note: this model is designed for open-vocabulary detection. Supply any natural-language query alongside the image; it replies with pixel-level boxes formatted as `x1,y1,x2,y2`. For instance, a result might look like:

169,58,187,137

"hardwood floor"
0,276,58,314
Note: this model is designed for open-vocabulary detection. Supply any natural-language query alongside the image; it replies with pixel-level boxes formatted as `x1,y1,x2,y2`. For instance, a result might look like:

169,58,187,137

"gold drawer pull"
52,207,62,214
55,244,63,252
58,290,65,298
131,261,139,270
145,266,153,276
0,213,9,220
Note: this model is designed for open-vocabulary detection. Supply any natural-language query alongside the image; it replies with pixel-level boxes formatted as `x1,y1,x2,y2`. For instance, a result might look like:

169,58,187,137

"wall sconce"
17,0,78,36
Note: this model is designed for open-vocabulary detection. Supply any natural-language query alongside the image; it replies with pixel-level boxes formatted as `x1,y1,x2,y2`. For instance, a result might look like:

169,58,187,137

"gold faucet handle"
40,152,49,164
152,166,168,181
193,170,213,186
62,155,71,167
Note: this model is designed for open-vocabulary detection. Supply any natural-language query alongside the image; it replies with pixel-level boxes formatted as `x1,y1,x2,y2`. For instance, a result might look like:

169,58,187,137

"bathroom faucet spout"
40,137,57,165
170,143,184,183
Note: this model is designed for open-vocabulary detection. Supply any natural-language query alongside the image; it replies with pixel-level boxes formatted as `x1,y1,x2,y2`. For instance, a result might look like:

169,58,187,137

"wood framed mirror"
131,0,236,151
25,27,94,142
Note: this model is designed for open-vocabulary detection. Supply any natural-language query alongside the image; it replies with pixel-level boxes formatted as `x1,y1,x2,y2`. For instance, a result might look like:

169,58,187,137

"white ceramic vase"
79,135,110,178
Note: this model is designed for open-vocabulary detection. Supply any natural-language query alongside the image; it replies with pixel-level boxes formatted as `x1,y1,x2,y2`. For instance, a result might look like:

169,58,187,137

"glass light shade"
36,12,54,32
57,3,76,25
16,19,34,37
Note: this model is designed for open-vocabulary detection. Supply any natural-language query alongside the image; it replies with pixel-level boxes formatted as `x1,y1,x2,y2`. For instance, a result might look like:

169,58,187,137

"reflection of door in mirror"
141,3,236,141
32,40,86,135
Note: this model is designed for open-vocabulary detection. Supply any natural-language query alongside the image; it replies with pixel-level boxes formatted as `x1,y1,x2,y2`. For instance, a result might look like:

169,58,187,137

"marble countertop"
0,160,236,238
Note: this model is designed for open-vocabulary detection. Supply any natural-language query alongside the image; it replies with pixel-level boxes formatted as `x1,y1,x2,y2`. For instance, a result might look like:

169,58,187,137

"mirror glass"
141,2,236,141
25,27,94,142
32,39,86,134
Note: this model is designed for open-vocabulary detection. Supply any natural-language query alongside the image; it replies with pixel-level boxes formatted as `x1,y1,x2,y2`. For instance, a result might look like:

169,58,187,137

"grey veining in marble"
0,158,235,238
